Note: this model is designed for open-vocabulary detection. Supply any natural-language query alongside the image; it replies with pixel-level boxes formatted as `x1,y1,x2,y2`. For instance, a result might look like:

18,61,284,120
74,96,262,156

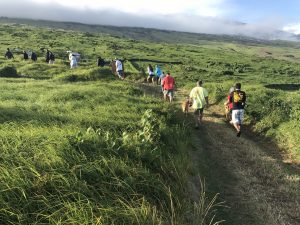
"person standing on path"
189,80,209,129
230,83,246,137
162,72,175,102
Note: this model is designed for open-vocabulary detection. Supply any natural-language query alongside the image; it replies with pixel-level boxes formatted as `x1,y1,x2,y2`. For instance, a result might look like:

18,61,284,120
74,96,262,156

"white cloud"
0,0,296,40
283,23,300,35
30,0,226,17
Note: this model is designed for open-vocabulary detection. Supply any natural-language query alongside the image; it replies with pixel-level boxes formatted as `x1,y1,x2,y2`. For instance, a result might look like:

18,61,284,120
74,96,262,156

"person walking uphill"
155,65,162,85
162,72,175,102
147,64,155,83
69,53,77,69
189,80,209,129
230,83,246,137
45,49,50,63
224,86,235,121
23,51,29,60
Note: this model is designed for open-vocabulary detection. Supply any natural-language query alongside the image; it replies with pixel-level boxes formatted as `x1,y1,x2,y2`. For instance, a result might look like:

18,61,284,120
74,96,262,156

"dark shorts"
117,70,123,76
194,108,204,115
163,89,174,97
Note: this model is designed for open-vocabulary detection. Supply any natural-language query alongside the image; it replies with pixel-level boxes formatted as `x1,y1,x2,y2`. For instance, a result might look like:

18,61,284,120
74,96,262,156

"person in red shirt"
224,86,235,121
162,72,175,102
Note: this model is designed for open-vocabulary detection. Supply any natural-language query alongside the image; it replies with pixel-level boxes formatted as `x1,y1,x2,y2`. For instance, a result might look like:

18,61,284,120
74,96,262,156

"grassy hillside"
1,17,300,47
0,23,227,224
0,21,299,224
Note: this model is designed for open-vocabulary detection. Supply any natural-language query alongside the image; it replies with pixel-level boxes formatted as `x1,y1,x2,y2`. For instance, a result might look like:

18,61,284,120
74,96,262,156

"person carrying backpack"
230,83,246,137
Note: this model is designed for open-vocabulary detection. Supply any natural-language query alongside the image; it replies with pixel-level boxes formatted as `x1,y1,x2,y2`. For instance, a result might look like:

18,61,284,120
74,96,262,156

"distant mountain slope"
0,17,299,47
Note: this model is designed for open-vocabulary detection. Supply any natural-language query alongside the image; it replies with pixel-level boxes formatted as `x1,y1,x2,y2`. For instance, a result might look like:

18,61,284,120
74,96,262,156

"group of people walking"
4,48,51,63
4,48,78,68
5,48,246,136
146,64,176,103
188,80,246,137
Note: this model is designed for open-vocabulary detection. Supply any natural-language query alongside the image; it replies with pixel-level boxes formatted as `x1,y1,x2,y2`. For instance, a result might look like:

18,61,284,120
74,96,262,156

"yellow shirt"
189,87,208,109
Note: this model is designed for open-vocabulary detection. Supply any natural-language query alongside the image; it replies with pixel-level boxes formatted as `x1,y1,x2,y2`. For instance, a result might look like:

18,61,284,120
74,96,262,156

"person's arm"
162,78,165,89
243,92,246,106
204,89,209,106
224,95,230,106
205,96,209,105
189,89,193,103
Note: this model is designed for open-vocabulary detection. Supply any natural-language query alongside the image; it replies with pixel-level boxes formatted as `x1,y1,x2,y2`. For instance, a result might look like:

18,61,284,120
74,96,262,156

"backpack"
233,91,245,103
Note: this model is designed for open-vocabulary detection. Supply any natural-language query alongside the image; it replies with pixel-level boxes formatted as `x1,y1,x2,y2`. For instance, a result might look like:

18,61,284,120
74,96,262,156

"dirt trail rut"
175,89,300,225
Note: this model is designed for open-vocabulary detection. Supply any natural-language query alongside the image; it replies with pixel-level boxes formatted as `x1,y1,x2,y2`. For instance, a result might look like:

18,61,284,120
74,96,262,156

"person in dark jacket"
97,57,105,67
23,51,29,60
31,52,37,61
5,48,14,59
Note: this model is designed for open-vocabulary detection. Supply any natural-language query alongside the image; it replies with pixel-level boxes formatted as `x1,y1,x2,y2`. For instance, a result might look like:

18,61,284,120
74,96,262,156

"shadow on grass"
0,106,69,124
265,83,300,91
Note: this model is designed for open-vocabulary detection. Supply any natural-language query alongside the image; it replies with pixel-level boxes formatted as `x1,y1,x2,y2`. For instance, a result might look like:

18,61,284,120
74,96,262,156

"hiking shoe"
236,131,241,137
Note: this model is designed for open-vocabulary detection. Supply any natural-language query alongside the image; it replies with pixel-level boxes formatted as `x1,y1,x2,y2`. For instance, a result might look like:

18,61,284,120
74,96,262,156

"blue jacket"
155,66,162,77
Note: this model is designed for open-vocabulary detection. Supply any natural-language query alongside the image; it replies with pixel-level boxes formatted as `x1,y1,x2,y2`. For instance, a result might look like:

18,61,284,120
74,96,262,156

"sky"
0,0,300,40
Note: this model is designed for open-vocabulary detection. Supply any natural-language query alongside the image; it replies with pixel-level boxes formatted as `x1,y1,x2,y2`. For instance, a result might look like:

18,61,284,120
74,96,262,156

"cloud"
30,0,226,16
0,0,296,40
283,23,300,35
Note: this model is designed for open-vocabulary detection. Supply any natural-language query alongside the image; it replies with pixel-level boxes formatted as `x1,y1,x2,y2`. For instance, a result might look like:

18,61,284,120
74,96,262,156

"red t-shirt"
227,95,233,110
162,75,175,90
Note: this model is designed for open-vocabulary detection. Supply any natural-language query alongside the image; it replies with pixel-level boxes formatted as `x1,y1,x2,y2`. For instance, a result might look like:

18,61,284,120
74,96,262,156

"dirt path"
175,89,300,225
137,84,299,225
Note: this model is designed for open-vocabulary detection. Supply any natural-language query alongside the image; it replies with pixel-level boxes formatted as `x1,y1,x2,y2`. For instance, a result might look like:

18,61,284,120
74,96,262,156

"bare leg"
234,123,241,136
199,112,203,123
164,94,168,101
169,95,173,103
194,115,199,128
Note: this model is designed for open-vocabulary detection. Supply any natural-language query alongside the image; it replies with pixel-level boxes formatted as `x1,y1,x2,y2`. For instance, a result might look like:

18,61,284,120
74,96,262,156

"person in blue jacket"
155,65,162,85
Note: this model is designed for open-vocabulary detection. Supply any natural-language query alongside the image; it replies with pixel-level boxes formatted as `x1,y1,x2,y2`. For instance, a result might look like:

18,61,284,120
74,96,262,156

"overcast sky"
1,0,300,40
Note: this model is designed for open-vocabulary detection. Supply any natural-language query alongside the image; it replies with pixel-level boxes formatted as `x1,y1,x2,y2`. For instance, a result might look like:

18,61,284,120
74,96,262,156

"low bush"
0,66,19,77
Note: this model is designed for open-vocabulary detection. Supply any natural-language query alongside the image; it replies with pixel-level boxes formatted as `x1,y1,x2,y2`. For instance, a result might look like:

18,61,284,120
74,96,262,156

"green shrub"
222,70,234,75
0,66,19,77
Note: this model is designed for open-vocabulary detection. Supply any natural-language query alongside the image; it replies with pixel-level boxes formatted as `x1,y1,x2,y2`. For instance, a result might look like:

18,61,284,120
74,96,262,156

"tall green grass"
0,74,222,224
